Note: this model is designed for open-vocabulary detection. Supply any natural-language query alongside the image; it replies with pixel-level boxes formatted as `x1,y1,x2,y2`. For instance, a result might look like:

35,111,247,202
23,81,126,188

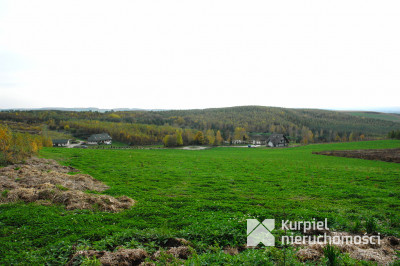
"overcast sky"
0,0,399,110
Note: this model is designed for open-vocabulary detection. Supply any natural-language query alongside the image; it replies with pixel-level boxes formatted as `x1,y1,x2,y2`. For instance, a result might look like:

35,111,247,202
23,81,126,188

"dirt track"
313,148,400,163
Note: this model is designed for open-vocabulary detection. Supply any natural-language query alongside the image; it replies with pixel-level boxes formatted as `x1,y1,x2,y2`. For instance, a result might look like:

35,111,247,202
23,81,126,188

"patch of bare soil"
313,148,400,163
68,238,192,265
295,231,400,265
68,232,399,265
0,157,134,212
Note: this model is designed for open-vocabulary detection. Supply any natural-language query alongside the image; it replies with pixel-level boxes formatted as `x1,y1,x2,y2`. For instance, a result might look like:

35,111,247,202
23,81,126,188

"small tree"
163,135,170,147
194,131,204,145
233,127,248,142
176,132,183,146
215,130,223,146
0,125,13,164
349,132,354,142
205,129,215,145
182,129,194,145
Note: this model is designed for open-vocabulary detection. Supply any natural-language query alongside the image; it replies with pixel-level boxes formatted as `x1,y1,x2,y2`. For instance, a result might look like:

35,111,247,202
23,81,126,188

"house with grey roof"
52,139,70,147
266,134,289,147
87,133,112,145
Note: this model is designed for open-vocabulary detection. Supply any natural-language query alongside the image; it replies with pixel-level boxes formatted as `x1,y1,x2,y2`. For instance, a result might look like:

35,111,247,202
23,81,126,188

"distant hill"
1,106,400,143
121,106,400,136
343,111,400,123
0,107,168,112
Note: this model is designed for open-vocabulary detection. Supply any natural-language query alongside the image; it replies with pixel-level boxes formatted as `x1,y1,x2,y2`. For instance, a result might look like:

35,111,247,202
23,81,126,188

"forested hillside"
344,111,400,123
1,106,399,145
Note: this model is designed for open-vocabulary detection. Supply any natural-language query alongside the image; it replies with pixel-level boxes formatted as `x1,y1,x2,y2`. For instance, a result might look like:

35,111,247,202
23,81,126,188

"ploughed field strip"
0,157,134,212
313,148,400,163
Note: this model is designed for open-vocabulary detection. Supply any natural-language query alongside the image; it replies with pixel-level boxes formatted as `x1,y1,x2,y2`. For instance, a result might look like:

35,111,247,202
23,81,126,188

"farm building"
249,134,268,145
88,133,112,145
266,134,289,147
52,139,70,147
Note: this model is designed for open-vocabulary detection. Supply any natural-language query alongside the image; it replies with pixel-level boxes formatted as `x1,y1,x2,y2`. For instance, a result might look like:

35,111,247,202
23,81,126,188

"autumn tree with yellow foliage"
0,124,52,165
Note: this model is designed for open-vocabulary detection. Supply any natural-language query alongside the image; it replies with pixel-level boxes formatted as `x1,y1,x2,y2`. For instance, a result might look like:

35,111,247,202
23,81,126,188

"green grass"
108,141,129,147
1,140,399,264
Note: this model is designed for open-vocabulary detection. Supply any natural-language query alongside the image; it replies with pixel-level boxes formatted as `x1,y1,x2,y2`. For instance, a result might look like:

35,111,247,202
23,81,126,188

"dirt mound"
153,246,192,260
0,158,134,212
163,237,192,248
0,158,108,192
69,249,148,266
295,231,400,265
14,157,78,173
69,238,192,265
68,232,399,265
313,148,400,163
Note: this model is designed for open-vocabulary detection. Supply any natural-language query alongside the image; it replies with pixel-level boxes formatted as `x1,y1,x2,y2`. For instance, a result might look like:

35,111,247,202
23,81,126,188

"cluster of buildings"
52,133,112,147
232,133,289,147
53,133,289,148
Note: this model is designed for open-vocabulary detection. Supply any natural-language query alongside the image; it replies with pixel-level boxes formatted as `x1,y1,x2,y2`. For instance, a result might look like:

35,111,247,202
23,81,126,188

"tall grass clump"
365,217,378,234
323,244,341,266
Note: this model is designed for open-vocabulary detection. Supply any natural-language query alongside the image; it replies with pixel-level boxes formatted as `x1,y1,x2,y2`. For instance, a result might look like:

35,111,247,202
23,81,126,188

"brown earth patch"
67,233,400,265
0,157,134,212
69,249,148,266
313,148,400,163
69,238,192,265
294,231,400,265
153,246,192,260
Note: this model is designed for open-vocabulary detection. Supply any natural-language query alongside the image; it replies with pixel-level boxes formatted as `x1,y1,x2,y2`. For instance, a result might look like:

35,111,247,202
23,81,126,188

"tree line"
1,106,399,146
163,129,225,147
388,130,400,140
0,124,52,165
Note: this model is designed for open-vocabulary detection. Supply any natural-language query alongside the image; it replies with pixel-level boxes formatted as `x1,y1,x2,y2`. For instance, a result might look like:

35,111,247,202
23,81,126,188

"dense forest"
1,106,399,145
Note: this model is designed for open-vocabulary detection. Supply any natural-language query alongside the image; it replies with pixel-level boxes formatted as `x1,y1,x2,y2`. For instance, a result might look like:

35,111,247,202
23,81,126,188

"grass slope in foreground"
0,140,400,264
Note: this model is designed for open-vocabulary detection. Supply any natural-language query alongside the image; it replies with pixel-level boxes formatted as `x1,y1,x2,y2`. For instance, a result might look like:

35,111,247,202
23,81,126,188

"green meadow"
1,140,400,264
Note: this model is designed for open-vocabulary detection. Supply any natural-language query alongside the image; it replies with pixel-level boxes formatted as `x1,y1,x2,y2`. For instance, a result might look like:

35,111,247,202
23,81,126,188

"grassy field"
1,140,400,264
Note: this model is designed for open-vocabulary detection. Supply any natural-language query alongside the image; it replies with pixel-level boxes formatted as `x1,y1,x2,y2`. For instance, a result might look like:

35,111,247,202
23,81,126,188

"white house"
87,133,112,145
